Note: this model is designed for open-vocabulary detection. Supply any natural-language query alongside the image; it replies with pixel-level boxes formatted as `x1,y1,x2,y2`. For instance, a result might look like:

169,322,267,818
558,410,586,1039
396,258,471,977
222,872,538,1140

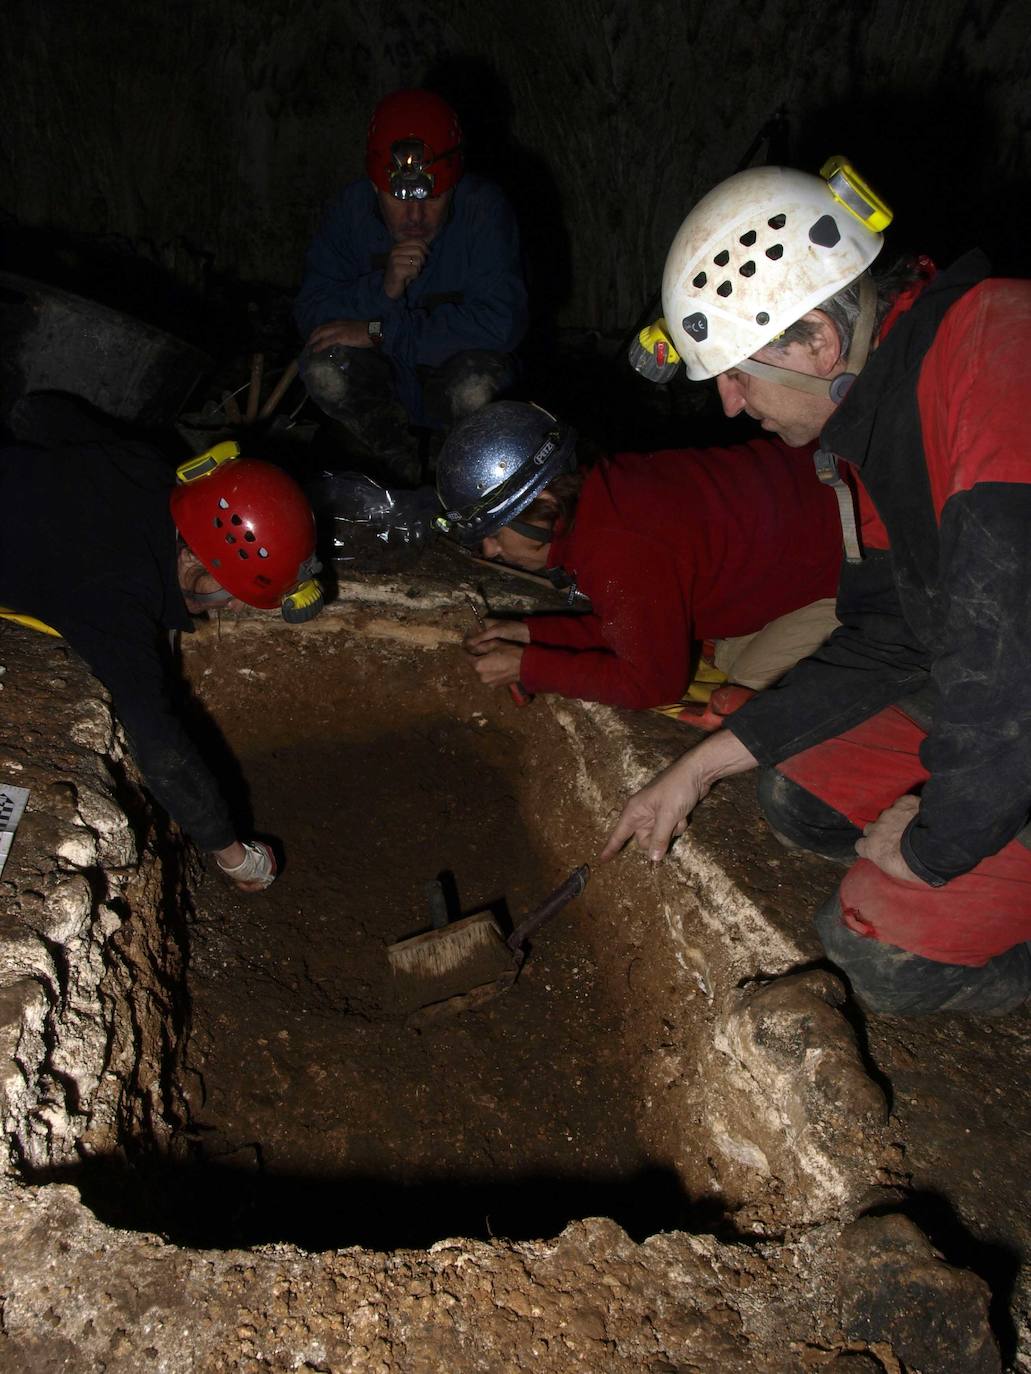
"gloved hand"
216,840,278,892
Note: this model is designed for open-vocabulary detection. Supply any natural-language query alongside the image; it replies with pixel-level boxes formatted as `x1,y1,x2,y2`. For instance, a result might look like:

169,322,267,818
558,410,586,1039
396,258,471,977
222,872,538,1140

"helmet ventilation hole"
756,311,770,325
765,244,784,260
768,213,786,230
692,271,707,288
808,214,841,247
258,547,269,559
244,531,256,542
716,281,733,298
739,229,757,247
739,261,756,277
213,517,223,528
231,514,243,526
713,249,730,267
224,533,236,545
218,498,229,509
238,549,249,559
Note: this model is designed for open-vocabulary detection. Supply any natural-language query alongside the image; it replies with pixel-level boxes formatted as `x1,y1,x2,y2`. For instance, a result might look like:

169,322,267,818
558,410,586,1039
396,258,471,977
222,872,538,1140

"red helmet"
366,89,463,200
170,459,318,611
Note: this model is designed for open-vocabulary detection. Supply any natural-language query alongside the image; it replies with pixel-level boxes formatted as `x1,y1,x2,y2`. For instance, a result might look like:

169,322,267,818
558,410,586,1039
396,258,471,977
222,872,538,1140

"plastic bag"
305,470,440,572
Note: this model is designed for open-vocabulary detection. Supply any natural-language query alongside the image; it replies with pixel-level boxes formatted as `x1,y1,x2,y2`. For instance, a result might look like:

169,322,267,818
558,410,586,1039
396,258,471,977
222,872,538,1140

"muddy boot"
300,345,421,486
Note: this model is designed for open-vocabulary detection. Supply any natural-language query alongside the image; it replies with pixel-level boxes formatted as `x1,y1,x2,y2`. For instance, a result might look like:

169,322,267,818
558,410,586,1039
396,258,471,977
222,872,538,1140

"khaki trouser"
713,598,839,690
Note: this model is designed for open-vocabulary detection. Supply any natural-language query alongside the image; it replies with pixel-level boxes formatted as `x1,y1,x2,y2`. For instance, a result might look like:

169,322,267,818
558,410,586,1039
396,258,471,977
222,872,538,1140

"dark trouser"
301,347,515,486
757,746,1031,1016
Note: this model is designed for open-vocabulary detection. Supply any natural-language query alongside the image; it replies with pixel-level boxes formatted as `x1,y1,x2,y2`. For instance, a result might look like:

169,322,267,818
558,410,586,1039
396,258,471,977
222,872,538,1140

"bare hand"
471,642,525,688
463,619,531,654
384,239,429,299
307,320,373,352
854,794,929,884
600,731,759,864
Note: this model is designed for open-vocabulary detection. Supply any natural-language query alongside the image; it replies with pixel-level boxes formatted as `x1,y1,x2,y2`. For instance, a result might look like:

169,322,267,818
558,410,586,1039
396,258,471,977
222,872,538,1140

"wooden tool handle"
245,352,265,422
257,358,300,420
506,865,589,951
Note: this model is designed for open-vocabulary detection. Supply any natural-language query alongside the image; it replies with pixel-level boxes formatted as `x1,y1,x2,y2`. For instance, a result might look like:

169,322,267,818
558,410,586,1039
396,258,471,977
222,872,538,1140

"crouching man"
602,160,1031,1015
294,88,528,485
0,396,323,892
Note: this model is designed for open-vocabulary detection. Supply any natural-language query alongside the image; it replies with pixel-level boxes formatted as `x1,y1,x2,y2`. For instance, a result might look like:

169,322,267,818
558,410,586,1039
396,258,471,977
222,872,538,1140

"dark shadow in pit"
864,1190,1021,1365
34,1156,717,1253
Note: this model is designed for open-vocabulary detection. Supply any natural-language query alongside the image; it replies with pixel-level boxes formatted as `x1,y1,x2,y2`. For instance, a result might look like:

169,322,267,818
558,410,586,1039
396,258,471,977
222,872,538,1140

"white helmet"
661,159,891,380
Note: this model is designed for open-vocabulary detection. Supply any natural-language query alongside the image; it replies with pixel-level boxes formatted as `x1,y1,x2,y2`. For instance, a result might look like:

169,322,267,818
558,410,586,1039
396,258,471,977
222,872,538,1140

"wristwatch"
367,319,383,347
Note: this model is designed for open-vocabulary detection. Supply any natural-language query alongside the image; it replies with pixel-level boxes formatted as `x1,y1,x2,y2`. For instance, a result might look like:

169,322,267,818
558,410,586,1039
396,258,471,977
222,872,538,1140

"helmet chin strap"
506,517,554,544
187,587,233,607
735,274,877,402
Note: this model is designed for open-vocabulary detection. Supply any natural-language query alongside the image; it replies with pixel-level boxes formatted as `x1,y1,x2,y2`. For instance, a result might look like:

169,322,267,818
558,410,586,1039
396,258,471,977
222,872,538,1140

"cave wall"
2,0,1029,336
0,627,198,1177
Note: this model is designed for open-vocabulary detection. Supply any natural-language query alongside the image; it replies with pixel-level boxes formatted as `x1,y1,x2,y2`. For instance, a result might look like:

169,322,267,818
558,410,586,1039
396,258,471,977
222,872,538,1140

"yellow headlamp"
175,440,241,485
281,578,324,624
628,317,682,383
820,156,893,233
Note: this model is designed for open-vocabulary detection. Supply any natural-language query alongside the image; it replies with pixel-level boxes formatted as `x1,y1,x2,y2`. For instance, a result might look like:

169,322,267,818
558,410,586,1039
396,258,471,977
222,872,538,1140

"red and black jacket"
731,252,1031,884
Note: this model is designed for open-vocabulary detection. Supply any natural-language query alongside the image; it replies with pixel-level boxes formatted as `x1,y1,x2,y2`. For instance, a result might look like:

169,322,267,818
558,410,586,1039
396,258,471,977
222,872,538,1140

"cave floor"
167,545,1031,1361
1,542,1029,1367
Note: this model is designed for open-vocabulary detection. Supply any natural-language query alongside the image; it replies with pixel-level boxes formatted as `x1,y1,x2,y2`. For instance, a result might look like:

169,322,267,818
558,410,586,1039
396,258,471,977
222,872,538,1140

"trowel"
387,865,589,1026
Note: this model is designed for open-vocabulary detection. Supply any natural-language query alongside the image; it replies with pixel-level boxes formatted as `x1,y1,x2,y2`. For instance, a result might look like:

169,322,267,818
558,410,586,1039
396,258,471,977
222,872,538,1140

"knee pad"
814,891,1031,1015
301,346,394,420
433,351,515,423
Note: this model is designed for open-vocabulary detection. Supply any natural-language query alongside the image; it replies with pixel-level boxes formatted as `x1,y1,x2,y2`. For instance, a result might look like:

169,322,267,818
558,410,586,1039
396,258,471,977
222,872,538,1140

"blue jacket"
294,175,528,423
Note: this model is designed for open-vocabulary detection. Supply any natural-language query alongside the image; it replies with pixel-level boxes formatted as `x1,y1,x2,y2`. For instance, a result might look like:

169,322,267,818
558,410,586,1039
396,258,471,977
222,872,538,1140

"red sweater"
519,437,842,708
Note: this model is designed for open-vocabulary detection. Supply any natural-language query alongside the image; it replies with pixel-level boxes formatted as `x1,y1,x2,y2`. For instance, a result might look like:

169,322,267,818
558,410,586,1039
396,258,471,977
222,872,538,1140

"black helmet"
435,401,577,547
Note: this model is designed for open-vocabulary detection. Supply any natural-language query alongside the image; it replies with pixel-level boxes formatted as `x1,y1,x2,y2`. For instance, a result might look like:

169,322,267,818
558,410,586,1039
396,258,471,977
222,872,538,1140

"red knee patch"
779,706,930,829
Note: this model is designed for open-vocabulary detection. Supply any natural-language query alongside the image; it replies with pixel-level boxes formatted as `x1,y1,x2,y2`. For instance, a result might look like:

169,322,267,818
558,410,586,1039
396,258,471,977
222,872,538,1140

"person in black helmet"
436,400,842,719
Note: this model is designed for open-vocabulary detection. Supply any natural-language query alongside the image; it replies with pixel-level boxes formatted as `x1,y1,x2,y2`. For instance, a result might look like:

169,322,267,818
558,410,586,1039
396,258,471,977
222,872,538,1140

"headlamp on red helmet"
366,89,463,201
170,445,323,622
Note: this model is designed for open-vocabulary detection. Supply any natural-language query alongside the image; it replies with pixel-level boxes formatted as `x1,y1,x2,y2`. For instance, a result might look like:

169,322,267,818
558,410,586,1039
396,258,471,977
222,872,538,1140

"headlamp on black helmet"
434,401,578,547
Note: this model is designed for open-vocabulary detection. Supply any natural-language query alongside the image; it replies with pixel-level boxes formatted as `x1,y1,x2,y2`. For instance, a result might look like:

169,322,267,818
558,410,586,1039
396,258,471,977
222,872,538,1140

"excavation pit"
126,607,718,1252
1,599,1018,1369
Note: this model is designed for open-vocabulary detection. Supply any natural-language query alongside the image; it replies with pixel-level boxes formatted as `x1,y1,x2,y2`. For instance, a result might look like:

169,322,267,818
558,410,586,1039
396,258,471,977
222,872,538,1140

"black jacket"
0,414,234,851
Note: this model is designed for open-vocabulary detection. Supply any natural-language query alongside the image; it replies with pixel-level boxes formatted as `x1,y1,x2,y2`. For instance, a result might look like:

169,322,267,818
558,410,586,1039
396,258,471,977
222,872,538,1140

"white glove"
217,840,277,890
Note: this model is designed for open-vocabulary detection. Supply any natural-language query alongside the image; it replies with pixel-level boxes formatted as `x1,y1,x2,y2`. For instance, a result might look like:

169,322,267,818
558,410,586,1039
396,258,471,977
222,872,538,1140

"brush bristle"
388,917,502,978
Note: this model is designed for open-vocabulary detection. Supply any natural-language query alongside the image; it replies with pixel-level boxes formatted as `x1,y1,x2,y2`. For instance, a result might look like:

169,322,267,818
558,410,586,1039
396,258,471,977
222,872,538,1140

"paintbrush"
387,866,589,1019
